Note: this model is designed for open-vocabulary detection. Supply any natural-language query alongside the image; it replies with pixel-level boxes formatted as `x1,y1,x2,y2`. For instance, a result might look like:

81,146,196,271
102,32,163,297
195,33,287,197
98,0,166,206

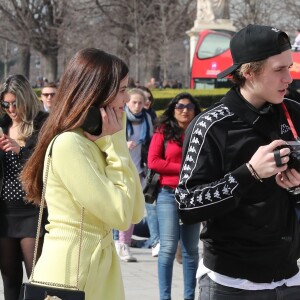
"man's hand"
248,140,290,179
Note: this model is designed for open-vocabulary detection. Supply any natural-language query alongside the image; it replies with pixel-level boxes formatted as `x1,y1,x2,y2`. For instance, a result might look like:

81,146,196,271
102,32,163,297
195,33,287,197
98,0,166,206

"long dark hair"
21,48,128,203
155,92,200,145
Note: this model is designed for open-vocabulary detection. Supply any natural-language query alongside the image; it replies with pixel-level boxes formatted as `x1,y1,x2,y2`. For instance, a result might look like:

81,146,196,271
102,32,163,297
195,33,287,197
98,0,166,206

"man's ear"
242,68,253,80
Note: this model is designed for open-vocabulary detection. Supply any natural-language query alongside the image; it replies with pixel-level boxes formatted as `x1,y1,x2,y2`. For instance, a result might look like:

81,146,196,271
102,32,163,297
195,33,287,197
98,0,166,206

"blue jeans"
146,202,160,246
157,187,200,300
199,274,300,300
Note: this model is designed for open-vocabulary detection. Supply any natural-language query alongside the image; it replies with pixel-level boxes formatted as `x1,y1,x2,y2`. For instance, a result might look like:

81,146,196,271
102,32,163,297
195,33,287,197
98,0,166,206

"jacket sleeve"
49,129,145,230
175,115,257,224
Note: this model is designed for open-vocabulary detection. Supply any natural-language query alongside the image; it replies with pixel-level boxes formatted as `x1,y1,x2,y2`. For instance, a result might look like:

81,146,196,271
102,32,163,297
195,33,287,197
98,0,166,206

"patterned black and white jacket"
175,86,300,283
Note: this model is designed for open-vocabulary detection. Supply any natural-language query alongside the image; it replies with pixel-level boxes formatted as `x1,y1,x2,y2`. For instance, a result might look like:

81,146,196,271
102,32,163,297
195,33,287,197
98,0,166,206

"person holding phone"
0,74,48,300
21,48,145,300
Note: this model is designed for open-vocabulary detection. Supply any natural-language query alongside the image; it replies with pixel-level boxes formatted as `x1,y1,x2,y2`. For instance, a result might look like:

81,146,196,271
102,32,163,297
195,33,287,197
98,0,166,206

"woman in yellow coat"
21,48,145,300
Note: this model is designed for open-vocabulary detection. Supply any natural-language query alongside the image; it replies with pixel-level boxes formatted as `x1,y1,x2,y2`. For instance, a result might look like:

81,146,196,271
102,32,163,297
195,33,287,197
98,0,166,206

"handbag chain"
30,136,84,290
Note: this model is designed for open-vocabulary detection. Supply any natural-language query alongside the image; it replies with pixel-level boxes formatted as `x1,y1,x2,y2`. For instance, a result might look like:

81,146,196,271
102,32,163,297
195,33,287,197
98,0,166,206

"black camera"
276,141,300,194
284,141,300,172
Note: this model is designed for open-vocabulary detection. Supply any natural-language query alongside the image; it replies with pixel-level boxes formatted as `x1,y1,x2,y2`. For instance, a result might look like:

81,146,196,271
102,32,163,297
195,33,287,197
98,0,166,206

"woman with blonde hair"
0,74,48,300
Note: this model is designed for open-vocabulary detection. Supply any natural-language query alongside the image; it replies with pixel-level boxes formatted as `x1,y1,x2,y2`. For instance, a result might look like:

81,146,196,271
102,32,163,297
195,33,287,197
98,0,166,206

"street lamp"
183,39,190,88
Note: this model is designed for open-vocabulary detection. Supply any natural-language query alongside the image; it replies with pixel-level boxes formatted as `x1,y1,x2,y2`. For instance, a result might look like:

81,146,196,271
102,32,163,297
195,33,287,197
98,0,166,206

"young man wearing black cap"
175,24,300,299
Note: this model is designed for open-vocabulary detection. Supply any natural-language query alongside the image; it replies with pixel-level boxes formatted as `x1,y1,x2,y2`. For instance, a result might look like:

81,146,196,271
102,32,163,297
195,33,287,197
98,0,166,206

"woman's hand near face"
0,134,21,154
84,107,123,141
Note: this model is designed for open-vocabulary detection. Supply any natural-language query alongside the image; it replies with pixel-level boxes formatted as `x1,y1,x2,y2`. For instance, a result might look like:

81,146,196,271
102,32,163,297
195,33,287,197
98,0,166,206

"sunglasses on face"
41,93,56,97
1,101,17,109
175,103,195,110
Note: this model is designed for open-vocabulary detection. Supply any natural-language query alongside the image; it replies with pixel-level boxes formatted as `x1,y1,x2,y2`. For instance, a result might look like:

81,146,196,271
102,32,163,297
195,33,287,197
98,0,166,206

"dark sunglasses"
175,103,195,110
1,101,17,109
41,93,56,97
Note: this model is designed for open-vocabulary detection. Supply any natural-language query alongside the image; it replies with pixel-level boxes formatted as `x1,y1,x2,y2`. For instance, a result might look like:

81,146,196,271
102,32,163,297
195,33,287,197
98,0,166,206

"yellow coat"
32,121,145,300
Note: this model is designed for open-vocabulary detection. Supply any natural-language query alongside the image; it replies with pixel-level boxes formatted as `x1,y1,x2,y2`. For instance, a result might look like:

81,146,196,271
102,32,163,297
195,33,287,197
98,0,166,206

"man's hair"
42,82,58,89
231,60,266,86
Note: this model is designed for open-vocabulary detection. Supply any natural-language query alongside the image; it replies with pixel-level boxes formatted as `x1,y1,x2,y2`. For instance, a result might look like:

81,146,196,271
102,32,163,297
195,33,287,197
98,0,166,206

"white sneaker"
152,243,160,257
118,243,137,262
114,240,120,255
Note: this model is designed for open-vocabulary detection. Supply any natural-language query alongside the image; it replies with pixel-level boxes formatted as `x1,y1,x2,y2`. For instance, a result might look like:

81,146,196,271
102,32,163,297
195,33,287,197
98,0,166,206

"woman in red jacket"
147,92,201,300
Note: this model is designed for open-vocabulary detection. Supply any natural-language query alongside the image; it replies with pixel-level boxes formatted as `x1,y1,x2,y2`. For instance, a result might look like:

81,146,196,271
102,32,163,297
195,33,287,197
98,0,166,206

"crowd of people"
0,23,300,300
0,52,201,299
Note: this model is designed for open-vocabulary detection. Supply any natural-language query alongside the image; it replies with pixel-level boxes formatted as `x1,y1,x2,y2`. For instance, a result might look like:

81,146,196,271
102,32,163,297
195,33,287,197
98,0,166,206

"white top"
196,259,300,290
128,113,153,175
129,123,143,174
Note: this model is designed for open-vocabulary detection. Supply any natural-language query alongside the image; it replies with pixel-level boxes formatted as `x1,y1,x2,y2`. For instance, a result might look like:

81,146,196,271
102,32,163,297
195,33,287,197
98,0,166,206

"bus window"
191,29,300,90
190,29,234,89
198,33,231,59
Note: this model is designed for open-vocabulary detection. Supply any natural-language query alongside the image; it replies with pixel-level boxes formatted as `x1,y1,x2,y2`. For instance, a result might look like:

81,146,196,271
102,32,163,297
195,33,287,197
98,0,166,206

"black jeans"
198,274,300,300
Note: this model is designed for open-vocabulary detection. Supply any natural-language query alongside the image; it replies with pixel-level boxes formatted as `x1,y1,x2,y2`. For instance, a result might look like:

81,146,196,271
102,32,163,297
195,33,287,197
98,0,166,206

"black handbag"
20,136,85,300
143,139,167,204
21,283,85,300
143,168,160,204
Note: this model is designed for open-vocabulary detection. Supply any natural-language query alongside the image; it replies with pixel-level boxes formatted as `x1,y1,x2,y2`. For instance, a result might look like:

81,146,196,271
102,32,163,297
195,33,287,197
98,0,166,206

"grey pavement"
120,240,202,300
0,237,202,300
0,241,300,300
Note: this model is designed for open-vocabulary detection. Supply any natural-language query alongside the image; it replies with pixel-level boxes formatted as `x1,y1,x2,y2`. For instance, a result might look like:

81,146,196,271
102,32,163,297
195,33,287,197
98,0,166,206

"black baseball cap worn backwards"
217,24,291,79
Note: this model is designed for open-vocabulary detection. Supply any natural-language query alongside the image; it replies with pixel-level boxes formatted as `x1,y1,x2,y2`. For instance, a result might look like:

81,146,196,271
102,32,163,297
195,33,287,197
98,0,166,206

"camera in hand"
277,141,300,195
282,141,300,172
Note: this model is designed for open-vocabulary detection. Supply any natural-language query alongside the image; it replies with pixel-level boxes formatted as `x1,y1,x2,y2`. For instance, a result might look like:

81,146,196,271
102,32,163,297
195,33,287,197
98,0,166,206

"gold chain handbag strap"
30,136,84,290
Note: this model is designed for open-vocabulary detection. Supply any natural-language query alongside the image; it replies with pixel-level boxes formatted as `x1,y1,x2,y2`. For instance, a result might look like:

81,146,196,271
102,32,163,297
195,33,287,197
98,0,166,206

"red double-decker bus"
190,29,300,90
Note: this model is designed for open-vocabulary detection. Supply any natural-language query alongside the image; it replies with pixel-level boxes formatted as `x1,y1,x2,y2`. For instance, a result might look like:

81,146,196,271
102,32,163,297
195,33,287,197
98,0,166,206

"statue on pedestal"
187,0,234,67
197,0,230,22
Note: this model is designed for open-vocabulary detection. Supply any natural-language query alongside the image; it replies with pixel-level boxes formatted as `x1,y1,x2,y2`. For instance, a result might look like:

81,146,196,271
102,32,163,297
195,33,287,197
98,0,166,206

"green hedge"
33,87,229,111
33,88,42,98
151,88,229,111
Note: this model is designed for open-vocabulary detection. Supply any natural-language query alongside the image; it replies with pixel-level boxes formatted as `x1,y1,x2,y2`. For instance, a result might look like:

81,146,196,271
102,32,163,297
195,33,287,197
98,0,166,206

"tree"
92,0,195,83
229,0,300,34
151,0,195,80
230,0,282,30
0,0,67,81
0,39,17,80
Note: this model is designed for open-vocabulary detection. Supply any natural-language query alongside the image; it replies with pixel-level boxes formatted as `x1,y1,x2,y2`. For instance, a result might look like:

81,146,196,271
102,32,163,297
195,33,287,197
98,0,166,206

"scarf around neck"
125,105,150,144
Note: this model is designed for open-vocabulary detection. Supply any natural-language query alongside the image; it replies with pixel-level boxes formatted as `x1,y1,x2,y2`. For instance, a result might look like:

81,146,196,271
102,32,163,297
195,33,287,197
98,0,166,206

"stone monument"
187,0,235,65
